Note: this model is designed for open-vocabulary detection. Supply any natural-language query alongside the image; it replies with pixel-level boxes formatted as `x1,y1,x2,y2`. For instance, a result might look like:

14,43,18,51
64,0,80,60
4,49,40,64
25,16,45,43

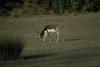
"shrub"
83,0,97,12
0,35,25,61
0,8,9,16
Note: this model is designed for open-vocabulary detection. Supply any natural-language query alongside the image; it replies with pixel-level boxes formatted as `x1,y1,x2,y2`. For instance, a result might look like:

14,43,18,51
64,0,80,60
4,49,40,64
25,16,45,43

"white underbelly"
47,29,56,32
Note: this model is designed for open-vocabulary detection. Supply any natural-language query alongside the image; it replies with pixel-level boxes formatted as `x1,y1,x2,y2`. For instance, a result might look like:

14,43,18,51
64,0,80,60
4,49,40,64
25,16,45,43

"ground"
0,13,100,67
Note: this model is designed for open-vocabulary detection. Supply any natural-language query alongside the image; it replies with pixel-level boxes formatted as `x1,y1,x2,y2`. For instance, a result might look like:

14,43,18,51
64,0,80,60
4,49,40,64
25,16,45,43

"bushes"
83,0,97,12
0,8,9,16
0,35,25,61
0,0,99,16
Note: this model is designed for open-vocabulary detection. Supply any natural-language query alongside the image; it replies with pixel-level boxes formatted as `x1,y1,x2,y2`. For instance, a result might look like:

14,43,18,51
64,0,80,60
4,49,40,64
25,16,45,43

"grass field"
0,13,100,67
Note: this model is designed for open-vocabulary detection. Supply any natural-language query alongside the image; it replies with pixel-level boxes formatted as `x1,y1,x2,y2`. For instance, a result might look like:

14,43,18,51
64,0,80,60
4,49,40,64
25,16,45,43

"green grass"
0,13,100,67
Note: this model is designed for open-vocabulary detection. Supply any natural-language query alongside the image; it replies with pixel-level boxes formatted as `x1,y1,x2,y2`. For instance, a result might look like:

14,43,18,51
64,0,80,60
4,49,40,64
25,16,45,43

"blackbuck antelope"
39,24,60,42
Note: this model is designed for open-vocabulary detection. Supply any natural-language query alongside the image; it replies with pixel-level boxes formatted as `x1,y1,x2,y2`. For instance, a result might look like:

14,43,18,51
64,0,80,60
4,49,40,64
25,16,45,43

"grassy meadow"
0,13,100,67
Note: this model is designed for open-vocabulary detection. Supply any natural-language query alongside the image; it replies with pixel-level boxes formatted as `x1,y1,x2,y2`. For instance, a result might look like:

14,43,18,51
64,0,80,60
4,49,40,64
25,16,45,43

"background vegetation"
0,0,100,17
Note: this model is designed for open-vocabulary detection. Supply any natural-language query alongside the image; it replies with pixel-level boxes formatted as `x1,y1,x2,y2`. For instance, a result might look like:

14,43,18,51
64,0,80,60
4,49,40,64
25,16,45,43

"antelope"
39,24,60,42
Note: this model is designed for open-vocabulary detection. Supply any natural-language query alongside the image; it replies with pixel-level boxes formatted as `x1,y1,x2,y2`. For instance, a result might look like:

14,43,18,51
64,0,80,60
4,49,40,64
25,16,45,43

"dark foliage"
0,0,100,16
0,36,25,61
